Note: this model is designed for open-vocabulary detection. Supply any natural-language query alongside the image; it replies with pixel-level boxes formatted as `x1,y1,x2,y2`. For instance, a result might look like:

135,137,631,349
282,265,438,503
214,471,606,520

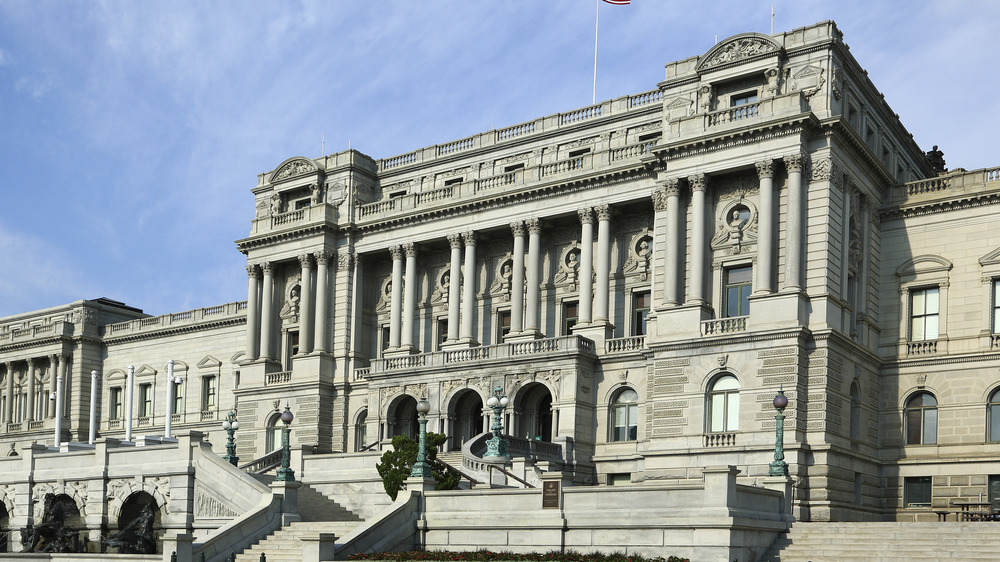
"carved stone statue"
104,503,156,554
21,493,81,553
926,145,947,173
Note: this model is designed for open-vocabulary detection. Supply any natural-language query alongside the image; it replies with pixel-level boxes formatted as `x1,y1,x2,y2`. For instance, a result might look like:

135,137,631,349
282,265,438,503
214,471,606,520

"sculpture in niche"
309,182,324,205
269,193,281,216
104,504,156,555
20,494,81,553
554,247,582,288
712,202,757,255
623,232,654,280
489,257,515,301
279,284,301,322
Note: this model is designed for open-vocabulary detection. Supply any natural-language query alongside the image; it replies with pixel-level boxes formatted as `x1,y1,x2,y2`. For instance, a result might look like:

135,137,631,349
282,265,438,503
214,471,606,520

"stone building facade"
1,20,998,525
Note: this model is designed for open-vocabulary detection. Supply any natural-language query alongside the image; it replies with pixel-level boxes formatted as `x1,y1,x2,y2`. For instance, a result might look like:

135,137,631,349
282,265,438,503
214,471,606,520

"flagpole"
593,0,599,105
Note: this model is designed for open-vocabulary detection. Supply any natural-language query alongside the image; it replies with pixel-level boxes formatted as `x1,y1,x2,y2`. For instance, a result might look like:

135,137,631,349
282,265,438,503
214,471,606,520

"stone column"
4,362,12,423
58,355,68,419
389,245,404,349
245,264,261,361
125,364,135,442
447,234,463,342
594,204,612,323
48,354,59,418
260,261,275,360
25,358,35,423
783,154,806,291
756,160,776,294
525,218,542,335
165,359,175,439
662,178,681,305
314,251,330,353
578,208,595,324
402,243,418,350
510,221,526,335
461,231,477,343
688,173,708,305
299,254,314,354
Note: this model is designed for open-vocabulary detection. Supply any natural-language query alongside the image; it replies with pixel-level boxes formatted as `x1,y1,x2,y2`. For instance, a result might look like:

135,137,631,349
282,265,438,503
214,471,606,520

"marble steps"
234,520,359,562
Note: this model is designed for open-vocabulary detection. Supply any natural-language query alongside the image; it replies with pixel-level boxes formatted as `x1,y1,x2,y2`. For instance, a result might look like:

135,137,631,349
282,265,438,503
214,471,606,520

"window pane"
727,266,752,283
627,404,637,440
906,409,922,444
911,317,925,340
727,394,739,431
925,316,939,340
714,375,739,391
711,394,725,432
740,286,751,316
923,408,937,444
926,288,939,313
991,404,1000,442
912,291,925,316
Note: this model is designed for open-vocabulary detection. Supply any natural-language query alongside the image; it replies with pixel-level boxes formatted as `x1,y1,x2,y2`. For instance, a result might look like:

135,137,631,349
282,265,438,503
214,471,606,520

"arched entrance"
109,491,158,554
450,390,483,448
22,493,82,553
516,383,553,441
388,395,418,440
0,503,7,553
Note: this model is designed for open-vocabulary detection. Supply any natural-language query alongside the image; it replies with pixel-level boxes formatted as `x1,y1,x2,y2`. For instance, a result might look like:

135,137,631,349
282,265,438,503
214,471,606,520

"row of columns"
653,154,806,307
245,251,334,362
2,354,69,424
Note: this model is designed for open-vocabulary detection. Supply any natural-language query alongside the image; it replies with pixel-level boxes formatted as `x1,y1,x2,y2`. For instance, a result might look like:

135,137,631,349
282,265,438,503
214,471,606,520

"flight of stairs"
234,480,364,562
761,521,1000,561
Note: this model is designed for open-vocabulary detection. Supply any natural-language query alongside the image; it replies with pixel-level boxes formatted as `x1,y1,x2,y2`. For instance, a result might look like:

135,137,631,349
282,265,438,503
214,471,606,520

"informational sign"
542,480,560,509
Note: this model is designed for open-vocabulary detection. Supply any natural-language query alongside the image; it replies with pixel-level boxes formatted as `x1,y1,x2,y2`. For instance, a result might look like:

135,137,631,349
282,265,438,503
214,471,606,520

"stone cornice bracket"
755,159,775,179
246,264,261,279
447,233,463,249
526,218,541,234
578,207,594,225
688,173,708,193
510,221,525,237
404,242,418,257
594,203,611,222
389,245,404,260
462,231,477,247
783,153,808,173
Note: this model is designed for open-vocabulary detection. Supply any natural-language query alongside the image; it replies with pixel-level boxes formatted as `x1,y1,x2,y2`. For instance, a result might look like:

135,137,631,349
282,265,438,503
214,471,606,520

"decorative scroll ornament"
699,34,780,70
273,158,317,181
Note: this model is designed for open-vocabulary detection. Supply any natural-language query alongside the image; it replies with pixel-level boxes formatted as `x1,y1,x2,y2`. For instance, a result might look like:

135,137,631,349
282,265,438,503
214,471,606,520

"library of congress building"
2,21,1000,549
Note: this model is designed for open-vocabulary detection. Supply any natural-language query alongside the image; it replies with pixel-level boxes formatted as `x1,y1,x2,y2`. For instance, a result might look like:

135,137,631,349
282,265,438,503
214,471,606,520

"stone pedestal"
571,322,614,349
748,290,809,330
649,303,713,341
301,533,337,562
762,475,796,522
405,475,436,493
272,480,302,525
160,532,193,562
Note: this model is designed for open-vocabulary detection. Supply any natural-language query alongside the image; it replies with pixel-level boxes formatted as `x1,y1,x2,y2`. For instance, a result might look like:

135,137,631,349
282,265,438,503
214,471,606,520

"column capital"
526,218,541,234
314,251,331,266
651,188,668,211
389,245,404,260
783,153,808,172
447,233,463,249
246,264,261,279
578,207,594,225
27,357,35,368
353,252,363,267
688,173,708,193
755,159,775,179
594,203,611,222
261,261,273,275
50,354,59,365
337,249,353,269
298,254,313,268
404,242,418,258
462,231,477,247
510,221,525,237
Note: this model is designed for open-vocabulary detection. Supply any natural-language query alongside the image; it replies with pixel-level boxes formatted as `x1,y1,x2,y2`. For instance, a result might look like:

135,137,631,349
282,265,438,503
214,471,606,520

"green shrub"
375,432,461,500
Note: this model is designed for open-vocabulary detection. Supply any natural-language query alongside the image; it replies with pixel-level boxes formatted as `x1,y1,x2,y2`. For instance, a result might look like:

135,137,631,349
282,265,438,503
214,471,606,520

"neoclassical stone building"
1,20,998,530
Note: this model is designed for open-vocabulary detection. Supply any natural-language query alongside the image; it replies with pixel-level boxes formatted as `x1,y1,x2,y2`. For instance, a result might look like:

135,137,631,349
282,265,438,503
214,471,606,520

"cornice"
0,336,74,355
646,325,811,353
103,317,246,346
236,222,337,253
883,349,1000,371
655,114,814,163
881,191,1000,223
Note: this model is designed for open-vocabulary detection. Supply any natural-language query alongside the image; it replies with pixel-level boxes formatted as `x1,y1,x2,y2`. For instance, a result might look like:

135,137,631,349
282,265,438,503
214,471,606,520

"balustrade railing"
108,419,121,430
353,367,370,381
475,170,520,193
610,140,657,162
701,316,748,336
704,433,737,447
265,371,292,385
271,209,305,227
27,420,45,430
907,340,938,356
369,335,595,374
495,121,536,141
560,103,603,125
906,177,950,196
136,416,151,427
414,185,454,205
540,155,586,178
628,89,662,108
200,410,217,421
605,336,646,353
707,102,760,126
357,198,396,218
380,151,418,170
104,301,247,338
437,136,475,156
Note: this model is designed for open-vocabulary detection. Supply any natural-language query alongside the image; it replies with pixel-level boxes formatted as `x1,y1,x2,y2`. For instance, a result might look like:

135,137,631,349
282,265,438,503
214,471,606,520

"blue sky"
1,1,997,319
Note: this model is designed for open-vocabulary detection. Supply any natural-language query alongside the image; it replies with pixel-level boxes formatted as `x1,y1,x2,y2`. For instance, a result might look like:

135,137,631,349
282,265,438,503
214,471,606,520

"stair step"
765,522,1000,561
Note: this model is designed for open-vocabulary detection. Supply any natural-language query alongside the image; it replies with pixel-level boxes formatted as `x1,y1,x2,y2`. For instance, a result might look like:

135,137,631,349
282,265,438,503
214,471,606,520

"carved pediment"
272,157,318,183
197,355,222,370
698,33,780,70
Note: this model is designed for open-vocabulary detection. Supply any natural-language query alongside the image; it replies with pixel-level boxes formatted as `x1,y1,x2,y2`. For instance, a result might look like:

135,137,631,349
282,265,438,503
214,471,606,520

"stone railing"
540,154,590,178
104,301,247,338
605,335,646,353
899,166,1000,207
495,120,536,142
413,185,454,205
437,136,475,156
907,340,938,356
353,367,370,381
27,420,45,431
474,170,521,193
0,320,74,343
136,416,151,427
560,102,604,125
369,335,595,375
704,432,737,447
707,101,760,126
671,91,807,139
701,316,748,336
107,419,121,430
610,139,658,162
200,410,217,421
265,371,292,385
271,209,305,227
239,448,283,474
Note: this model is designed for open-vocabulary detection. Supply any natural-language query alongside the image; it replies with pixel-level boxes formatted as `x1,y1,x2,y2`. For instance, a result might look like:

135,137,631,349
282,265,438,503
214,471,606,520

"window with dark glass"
731,91,758,119
632,291,650,336
202,376,217,410
138,383,152,417
110,387,123,420
436,319,448,350
904,392,937,445
562,301,579,335
989,388,1000,443
380,325,390,355
724,266,752,317
497,310,512,341
904,476,932,508
172,382,183,415
610,388,638,442
910,287,939,341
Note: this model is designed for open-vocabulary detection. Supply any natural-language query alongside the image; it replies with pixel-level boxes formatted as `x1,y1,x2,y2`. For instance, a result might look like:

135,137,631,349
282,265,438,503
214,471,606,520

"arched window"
904,392,937,445
610,388,638,442
850,382,861,441
708,375,740,433
265,414,282,453
355,409,368,452
988,389,1000,443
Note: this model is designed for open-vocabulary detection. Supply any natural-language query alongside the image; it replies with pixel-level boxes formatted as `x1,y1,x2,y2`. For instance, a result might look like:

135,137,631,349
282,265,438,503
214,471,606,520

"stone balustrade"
0,320,75,343
899,166,1000,207
103,301,247,338
704,432,737,447
701,316,748,336
907,340,938,356
605,335,646,353
265,371,292,386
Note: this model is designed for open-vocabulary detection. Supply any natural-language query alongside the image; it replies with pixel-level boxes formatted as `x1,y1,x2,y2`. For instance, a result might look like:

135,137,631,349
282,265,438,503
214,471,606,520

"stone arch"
117,491,160,531
448,389,484,448
385,394,418,441
697,32,781,71
32,482,87,520
107,478,171,522
512,382,553,441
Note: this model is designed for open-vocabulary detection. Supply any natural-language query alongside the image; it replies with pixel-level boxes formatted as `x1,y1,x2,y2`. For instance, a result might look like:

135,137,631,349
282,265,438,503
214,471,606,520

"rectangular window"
436,318,448,350
497,310,512,342
910,287,940,341
202,376,216,410
903,476,932,508
172,382,183,414
562,301,579,335
110,387,123,420
632,291,650,336
608,473,631,486
731,91,758,119
293,198,310,210
380,325,391,356
138,383,152,417
444,177,463,187
993,280,1000,333
724,266,752,317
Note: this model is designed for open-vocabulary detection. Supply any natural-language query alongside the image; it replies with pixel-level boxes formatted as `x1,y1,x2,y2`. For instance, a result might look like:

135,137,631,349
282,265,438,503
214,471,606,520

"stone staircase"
761,521,1000,561
234,480,364,562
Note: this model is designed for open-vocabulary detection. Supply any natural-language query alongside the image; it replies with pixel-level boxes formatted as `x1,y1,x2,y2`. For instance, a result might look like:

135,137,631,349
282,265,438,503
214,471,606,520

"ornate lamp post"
768,389,789,477
410,396,432,478
275,405,296,482
484,385,510,461
221,410,240,466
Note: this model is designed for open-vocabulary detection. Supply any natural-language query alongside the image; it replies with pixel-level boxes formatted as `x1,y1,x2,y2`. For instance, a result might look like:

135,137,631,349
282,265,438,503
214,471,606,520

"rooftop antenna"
770,5,774,35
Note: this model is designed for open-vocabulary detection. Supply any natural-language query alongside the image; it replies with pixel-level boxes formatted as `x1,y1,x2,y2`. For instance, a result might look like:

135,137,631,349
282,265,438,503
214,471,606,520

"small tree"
376,432,460,500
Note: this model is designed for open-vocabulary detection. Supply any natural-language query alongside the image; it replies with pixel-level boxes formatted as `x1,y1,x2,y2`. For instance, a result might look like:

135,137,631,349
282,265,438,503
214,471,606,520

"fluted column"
402,243,418,350
260,261,275,360
314,251,331,353
4,362,12,423
389,245,404,349
461,231,477,343
525,219,542,335
510,221,526,335
299,254,314,354
245,265,261,361
594,204,612,323
447,234,463,341
578,208,595,324
756,160,776,294
784,154,806,291
687,174,708,305
25,358,36,423
662,178,682,305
